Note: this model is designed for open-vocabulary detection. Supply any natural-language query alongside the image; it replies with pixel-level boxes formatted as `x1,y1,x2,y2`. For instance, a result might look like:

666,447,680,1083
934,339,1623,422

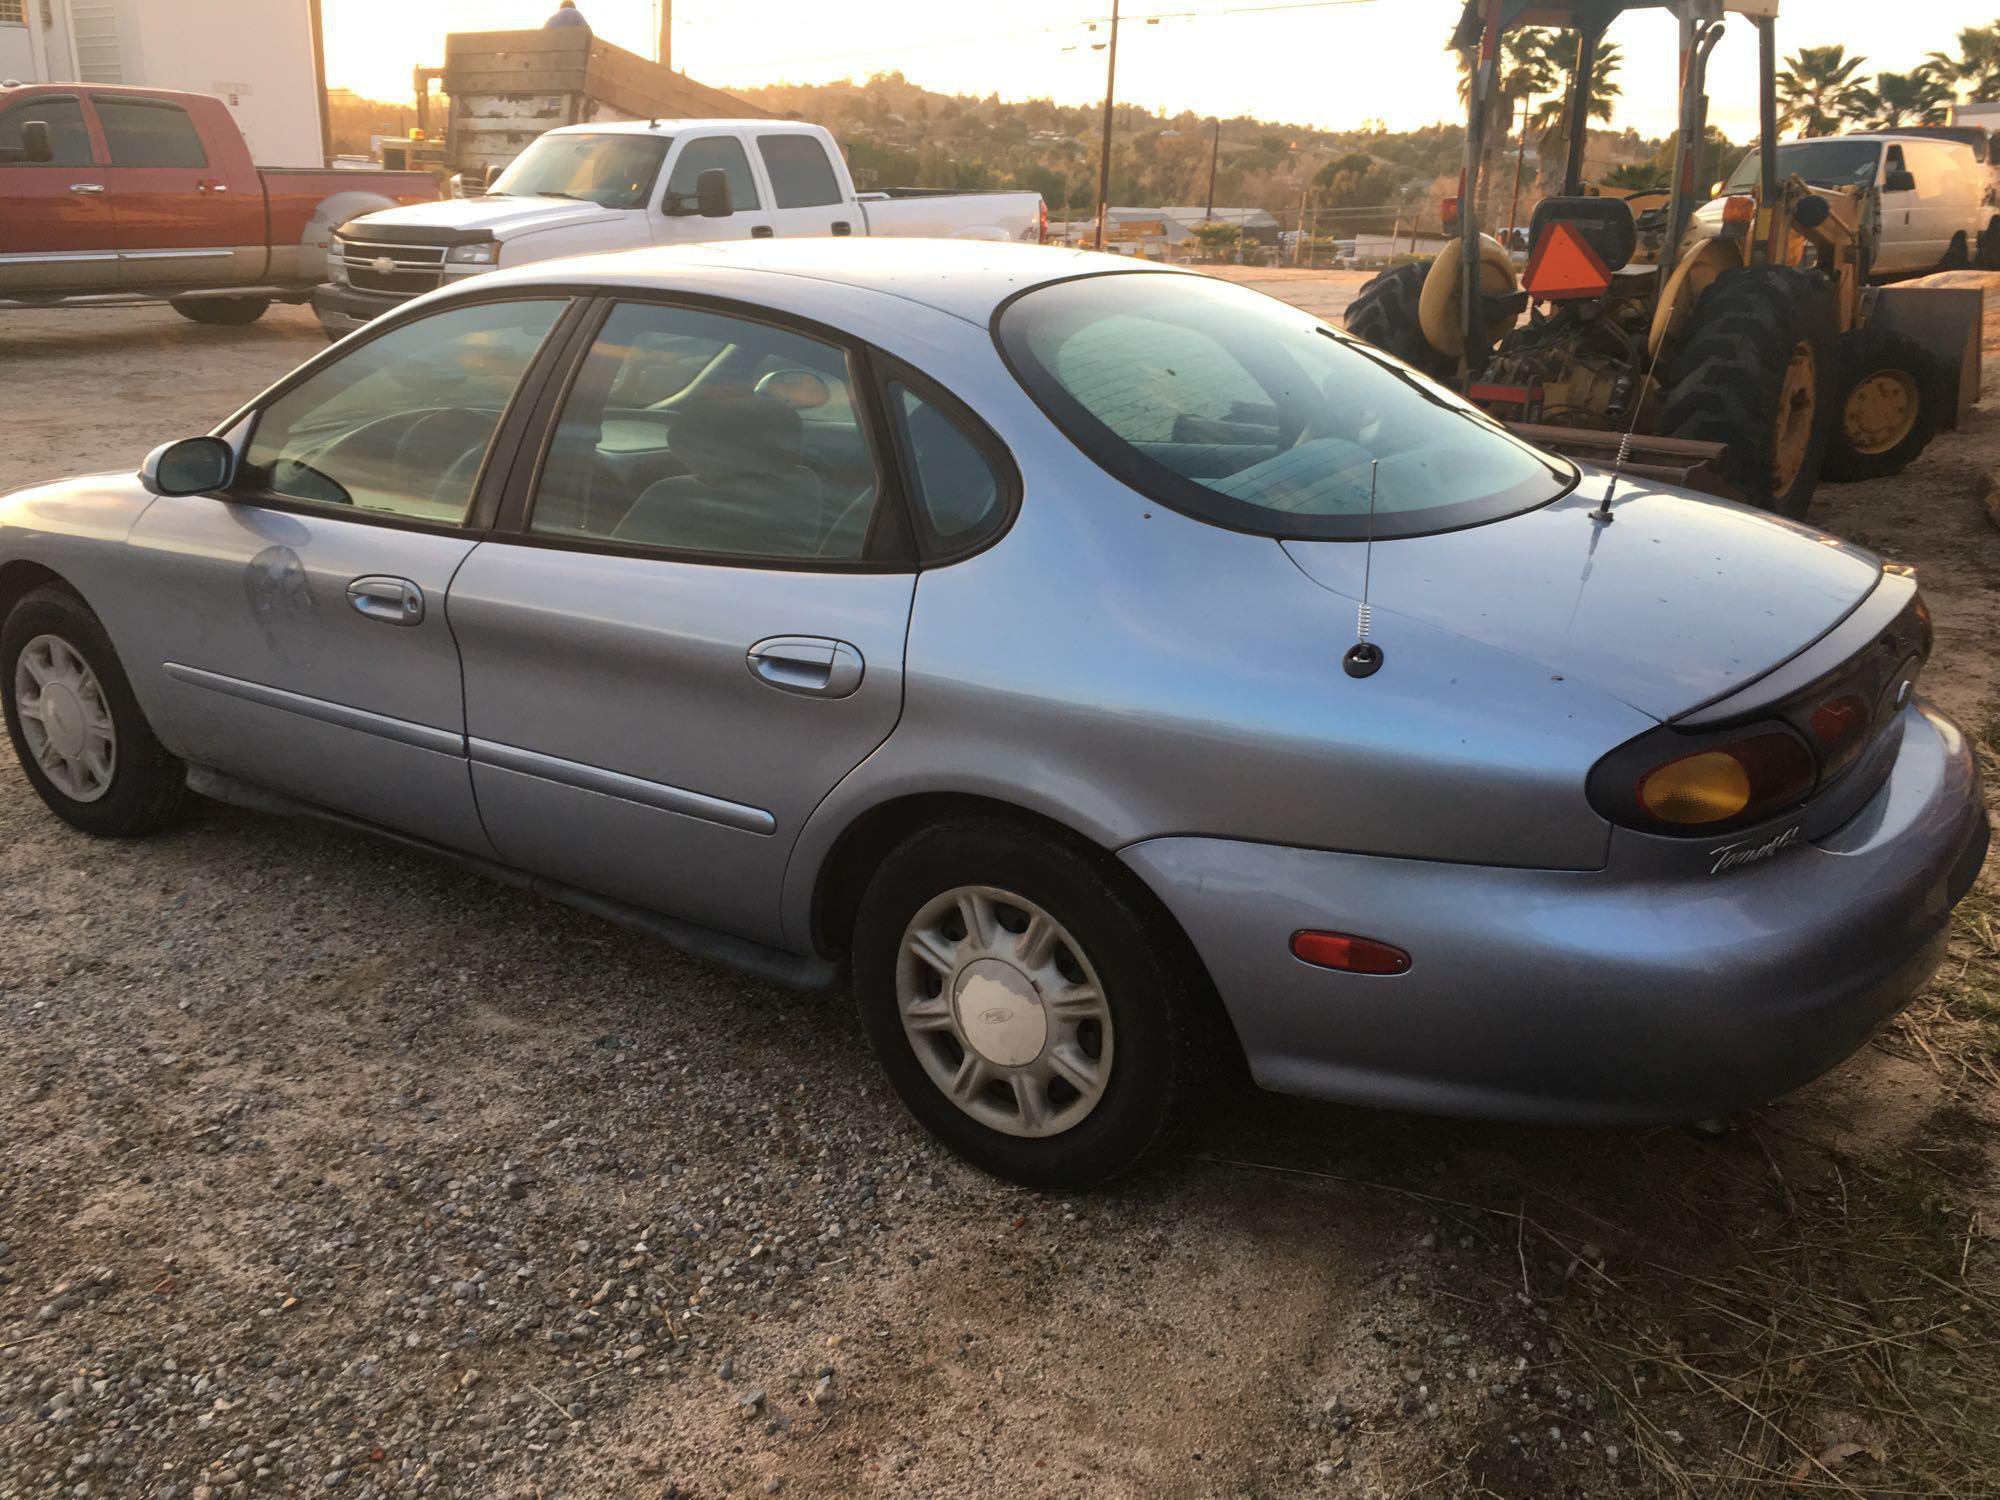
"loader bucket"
1507,423,1746,503
1865,285,1983,431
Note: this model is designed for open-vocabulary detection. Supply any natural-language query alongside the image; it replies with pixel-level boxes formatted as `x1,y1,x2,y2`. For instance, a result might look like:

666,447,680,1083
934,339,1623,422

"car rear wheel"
1821,327,1939,482
1,585,185,837
170,296,271,327
852,819,1212,1188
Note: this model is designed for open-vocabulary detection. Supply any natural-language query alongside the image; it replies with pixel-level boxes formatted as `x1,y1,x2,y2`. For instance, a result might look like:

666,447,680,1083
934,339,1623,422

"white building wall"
1,0,322,166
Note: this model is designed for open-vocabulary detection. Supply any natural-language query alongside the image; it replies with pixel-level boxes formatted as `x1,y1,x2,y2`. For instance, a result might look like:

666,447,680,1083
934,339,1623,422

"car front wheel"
1,585,185,836
852,819,1213,1189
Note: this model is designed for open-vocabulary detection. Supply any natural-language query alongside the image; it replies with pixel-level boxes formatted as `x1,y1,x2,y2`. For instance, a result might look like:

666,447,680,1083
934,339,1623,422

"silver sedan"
1,241,1987,1186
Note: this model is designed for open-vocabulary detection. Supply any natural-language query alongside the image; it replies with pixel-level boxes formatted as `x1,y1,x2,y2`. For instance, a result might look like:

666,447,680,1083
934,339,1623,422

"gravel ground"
1,287,1996,1500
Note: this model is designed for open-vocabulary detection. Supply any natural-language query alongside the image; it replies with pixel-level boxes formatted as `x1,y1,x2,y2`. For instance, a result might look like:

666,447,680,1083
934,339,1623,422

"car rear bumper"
1121,701,1988,1125
309,282,407,338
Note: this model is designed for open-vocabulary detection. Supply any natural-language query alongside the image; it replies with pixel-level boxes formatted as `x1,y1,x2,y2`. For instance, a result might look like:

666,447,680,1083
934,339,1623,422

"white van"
1718,132,1998,278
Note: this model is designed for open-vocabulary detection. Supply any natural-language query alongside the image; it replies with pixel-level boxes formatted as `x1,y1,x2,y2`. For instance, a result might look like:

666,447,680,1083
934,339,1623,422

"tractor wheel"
1660,266,1839,519
1820,327,1939,482
1344,262,1451,379
1978,217,2000,270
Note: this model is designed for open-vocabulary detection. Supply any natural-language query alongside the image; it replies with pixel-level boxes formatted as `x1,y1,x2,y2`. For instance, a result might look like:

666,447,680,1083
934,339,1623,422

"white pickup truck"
312,118,1048,337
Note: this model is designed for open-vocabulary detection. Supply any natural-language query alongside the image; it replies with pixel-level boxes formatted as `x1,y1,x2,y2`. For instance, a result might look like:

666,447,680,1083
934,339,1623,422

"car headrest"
670,396,804,480
1528,195,1638,273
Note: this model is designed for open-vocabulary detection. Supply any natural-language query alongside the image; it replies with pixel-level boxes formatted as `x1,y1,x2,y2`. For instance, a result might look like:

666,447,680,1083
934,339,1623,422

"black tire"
1977,217,2000,271
1940,231,1972,272
1820,327,1940,482
1,585,186,837
169,296,271,327
1344,261,1451,378
851,819,1215,1189
1660,265,1839,518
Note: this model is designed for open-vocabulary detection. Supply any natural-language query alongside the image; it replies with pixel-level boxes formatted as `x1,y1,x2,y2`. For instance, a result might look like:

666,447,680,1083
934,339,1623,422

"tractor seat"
1528,196,1638,274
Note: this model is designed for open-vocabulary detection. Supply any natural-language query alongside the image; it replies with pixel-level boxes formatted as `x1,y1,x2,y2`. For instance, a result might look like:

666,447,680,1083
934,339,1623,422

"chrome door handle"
747,636,863,697
68,183,105,194
346,575,424,626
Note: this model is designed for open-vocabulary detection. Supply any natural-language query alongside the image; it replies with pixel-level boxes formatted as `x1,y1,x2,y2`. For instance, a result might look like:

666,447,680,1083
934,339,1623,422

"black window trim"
989,267,1578,544
94,93,209,170
200,289,590,538
0,92,93,167
873,356,1022,567
489,289,925,575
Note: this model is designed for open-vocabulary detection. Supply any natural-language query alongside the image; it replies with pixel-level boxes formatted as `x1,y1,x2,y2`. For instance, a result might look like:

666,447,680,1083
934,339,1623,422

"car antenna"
1342,460,1385,679
1592,329,1670,524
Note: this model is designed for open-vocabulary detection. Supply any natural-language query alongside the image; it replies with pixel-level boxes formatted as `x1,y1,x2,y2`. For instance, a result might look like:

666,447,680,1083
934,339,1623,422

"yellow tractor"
1344,0,1983,516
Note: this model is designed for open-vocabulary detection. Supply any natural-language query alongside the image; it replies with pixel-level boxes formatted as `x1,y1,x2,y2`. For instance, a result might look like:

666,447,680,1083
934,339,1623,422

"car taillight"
1807,692,1871,775
1038,199,1049,244
1591,722,1816,836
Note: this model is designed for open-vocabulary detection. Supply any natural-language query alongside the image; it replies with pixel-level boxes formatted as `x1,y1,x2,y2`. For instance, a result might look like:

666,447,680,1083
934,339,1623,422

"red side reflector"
1290,930,1411,975
1523,221,1612,300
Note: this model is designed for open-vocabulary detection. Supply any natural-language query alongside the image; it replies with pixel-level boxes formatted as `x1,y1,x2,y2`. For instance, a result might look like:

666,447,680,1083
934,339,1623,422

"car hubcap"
895,885,1113,1139
1772,340,1818,494
1842,370,1919,455
14,633,116,803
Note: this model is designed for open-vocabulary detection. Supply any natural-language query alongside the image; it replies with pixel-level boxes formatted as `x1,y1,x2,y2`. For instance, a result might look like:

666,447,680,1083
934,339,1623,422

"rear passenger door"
446,297,917,945
754,133,857,239
657,132,774,241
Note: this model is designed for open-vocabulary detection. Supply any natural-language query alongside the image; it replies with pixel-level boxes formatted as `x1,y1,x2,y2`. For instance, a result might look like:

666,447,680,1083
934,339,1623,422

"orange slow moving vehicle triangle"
1523,220,1613,300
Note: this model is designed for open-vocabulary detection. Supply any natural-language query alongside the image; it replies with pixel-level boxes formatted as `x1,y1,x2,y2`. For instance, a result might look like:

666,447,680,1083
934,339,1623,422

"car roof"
546,118,822,138
470,238,1193,326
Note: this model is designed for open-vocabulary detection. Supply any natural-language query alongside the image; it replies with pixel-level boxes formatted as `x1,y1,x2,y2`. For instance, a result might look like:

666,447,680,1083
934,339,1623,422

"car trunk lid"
1281,471,1884,722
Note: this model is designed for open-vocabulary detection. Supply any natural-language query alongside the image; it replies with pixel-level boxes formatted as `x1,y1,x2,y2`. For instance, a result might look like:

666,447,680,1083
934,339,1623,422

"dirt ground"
1,282,1997,1500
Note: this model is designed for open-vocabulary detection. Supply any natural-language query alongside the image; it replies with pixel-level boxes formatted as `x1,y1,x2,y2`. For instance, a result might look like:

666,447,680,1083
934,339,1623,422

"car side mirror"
139,436,234,497
1710,179,1724,197
696,167,733,218
20,121,53,164
1884,169,1916,193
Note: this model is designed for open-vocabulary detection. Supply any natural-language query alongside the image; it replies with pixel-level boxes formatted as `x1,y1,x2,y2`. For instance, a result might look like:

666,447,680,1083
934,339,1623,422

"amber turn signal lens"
1291,930,1411,975
1637,750,1752,824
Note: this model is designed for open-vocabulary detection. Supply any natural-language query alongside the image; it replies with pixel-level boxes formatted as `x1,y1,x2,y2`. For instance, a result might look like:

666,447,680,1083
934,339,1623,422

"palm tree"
1926,23,2000,101
1455,28,1565,217
1855,67,1955,129
1530,35,1623,194
1602,160,1668,193
1776,45,1870,137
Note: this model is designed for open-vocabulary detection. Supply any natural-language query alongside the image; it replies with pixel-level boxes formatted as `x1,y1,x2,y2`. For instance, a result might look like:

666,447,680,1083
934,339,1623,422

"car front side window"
0,97,92,166
529,300,884,561
665,135,760,211
239,299,565,524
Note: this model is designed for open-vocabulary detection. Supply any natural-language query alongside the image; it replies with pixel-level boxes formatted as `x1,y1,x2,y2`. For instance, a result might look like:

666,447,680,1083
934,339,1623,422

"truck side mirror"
20,120,53,164
1885,168,1916,193
696,167,733,218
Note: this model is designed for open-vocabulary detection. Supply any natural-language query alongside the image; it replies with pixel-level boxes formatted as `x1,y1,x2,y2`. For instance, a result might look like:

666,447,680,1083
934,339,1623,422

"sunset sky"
323,1,2000,143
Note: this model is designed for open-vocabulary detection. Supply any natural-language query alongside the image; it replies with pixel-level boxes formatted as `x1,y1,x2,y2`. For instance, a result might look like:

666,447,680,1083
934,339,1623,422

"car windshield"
997,272,1573,540
1726,139,1881,192
487,132,669,209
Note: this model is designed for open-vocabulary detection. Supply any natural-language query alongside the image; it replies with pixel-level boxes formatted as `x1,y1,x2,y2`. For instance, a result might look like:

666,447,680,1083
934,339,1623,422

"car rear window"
757,134,842,209
996,272,1573,541
96,97,207,169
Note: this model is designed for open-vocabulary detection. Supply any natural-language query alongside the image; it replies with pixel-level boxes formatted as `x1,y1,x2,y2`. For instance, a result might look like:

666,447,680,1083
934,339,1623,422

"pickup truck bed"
1,82,438,323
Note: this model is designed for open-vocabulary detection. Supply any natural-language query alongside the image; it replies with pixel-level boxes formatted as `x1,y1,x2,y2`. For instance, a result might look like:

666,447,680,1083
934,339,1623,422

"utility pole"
1204,116,1219,220
1093,0,1120,251
1506,93,1529,250
657,0,672,70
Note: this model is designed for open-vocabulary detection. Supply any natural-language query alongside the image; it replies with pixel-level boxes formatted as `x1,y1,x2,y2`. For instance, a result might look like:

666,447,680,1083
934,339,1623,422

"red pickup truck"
0,82,438,325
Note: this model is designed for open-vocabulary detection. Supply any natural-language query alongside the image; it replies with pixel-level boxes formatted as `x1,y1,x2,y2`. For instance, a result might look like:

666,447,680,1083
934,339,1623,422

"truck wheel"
1660,266,1838,519
1821,327,1939,482
1940,231,1971,272
851,819,1215,1189
1344,262,1452,379
170,296,271,327
1979,218,2000,270
2,585,186,838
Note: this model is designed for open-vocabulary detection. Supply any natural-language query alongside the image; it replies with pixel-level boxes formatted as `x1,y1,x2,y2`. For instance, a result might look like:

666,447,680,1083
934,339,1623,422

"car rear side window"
666,135,760,211
241,299,565,524
529,301,886,562
0,96,91,166
888,381,1009,549
757,135,842,208
997,272,1574,541
96,98,207,169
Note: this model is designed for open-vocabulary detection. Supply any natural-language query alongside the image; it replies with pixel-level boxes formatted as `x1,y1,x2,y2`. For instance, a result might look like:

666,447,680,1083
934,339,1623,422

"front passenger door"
657,133,773,241
126,297,570,853
447,298,917,945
